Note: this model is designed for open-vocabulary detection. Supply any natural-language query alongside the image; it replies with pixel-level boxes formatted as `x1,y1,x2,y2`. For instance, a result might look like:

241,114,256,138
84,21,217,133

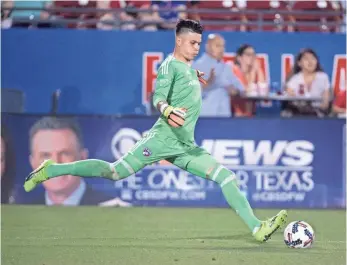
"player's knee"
207,164,236,187
205,164,216,179
110,154,144,180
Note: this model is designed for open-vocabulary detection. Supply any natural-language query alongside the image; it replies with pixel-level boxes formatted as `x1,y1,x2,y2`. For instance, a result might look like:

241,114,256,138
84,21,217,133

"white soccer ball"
283,221,315,249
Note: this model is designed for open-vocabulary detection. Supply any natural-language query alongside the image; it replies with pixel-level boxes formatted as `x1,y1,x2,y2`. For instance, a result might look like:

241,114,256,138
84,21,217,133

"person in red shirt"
231,44,268,117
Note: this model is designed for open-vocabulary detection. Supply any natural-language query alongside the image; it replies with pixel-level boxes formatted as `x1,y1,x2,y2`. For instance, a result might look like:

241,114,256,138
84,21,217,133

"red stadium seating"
6,0,345,32
52,0,97,28
193,1,242,31
193,0,344,33
289,0,343,32
243,0,288,32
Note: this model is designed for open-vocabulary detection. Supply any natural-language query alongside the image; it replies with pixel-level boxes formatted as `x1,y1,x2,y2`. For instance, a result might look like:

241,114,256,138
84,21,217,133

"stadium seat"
289,0,342,32
243,0,288,31
52,0,97,28
193,0,241,31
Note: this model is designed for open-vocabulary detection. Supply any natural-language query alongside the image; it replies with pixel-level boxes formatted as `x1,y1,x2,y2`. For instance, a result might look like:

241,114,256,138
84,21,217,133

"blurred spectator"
4,0,51,28
126,0,160,31
1,124,16,204
1,1,12,29
97,0,158,30
51,0,97,29
283,48,331,117
332,89,346,117
231,44,268,117
186,0,200,22
96,12,117,30
192,34,244,117
338,0,346,32
1,0,345,32
28,117,128,206
151,0,195,29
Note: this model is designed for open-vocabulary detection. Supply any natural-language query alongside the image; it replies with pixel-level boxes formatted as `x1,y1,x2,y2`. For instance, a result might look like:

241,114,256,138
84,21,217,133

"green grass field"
1,205,346,265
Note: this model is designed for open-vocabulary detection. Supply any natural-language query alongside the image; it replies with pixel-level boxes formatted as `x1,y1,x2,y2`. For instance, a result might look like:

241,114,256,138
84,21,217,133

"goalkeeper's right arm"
153,58,186,128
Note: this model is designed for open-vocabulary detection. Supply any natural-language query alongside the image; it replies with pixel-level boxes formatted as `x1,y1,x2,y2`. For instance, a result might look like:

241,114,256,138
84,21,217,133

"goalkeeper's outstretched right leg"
24,154,144,192
24,130,186,192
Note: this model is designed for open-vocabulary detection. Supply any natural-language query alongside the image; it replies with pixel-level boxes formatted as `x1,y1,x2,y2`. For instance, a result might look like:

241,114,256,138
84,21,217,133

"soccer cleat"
23,159,54,192
253,210,288,242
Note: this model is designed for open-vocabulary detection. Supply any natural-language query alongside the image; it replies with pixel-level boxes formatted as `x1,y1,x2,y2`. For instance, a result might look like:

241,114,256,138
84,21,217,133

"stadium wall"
2,29,346,115
2,114,345,209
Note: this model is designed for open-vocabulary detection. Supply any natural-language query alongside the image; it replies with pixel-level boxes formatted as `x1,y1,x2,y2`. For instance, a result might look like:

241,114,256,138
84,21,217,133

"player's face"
178,32,202,61
299,52,317,73
1,137,5,178
209,38,225,61
30,129,88,193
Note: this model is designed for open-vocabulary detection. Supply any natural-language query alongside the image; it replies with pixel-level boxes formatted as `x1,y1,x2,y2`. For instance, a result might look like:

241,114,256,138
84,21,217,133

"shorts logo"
143,147,152,157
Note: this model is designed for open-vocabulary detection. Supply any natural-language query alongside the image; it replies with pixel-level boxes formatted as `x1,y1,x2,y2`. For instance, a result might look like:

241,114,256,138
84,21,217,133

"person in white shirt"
284,48,331,116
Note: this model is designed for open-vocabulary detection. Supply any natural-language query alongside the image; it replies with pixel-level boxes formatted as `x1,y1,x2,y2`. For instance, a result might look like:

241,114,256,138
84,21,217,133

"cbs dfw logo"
111,128,148,159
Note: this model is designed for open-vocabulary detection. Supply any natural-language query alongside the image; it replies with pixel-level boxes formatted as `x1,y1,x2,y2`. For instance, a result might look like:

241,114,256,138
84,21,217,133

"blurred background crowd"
1,0,346,32
2,0,346,118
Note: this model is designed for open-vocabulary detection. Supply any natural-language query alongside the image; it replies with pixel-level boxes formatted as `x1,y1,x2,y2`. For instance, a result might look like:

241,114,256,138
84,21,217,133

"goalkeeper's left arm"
153,62,186,128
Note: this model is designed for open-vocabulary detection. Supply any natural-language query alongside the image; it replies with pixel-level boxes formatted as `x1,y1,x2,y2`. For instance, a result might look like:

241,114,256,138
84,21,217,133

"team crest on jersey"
143,147,152,157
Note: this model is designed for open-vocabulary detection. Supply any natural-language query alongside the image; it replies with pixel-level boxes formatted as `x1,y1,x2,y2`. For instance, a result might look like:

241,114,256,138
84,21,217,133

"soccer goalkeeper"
24,19,287,242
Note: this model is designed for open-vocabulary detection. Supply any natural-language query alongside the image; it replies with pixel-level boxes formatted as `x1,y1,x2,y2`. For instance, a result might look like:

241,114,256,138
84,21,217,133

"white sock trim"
220,174,236,187
109,163,120,180
121,159,135,175
211,165,223,181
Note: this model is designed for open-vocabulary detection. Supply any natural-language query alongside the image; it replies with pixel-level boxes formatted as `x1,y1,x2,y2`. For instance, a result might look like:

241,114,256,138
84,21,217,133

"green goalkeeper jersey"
152,54,202,146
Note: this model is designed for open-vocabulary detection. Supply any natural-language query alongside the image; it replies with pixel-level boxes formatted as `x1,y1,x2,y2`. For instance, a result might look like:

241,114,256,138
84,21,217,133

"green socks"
221,178,261,231
215,167,261,232
46,159,115,180
46,157,143,181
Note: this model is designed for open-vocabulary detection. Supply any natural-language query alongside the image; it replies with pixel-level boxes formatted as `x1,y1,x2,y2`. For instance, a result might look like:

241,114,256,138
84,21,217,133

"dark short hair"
29,116,84,150
176,19,203,35
285,48,324,82
234,44,255,66
236,44,254,57
293,48,324,75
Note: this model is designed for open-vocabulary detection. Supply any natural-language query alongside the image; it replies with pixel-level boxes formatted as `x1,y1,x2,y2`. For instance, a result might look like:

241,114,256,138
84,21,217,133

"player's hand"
207,68,216,84
196,68,215,86
196,70,208,85
163,106,187,128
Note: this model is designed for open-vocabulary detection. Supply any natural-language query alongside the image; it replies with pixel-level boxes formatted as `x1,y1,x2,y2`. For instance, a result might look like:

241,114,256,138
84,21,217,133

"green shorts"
124,129,220,179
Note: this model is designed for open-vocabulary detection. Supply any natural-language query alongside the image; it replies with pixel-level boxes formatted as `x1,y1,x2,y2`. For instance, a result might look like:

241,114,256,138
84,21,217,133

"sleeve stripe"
161,55,174,75
165,56,172,75
162,60,167,75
